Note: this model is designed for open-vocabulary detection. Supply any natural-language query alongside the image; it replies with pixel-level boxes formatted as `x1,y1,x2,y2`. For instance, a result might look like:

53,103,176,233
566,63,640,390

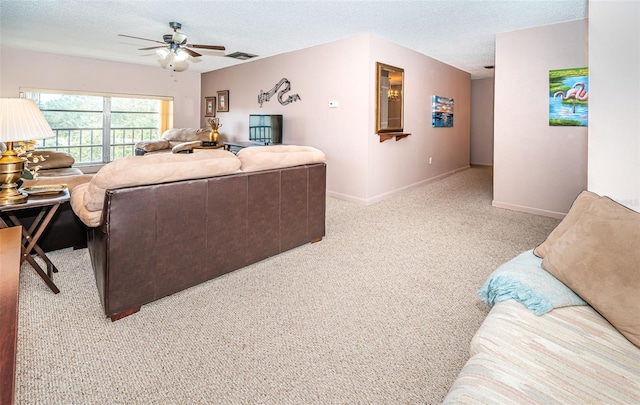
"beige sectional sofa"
444,191,640,403
134,127,211,155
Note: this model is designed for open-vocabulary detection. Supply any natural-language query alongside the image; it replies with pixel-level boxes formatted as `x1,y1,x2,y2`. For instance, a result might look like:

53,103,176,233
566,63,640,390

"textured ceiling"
0,0,587,79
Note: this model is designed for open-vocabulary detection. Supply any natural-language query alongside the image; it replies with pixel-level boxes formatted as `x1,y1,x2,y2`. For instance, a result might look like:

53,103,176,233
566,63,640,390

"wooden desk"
0,190,70,294
0,226,21,405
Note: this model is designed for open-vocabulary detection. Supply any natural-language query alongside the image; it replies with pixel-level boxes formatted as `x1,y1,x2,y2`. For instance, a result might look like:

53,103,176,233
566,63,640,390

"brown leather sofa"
70,146,326,320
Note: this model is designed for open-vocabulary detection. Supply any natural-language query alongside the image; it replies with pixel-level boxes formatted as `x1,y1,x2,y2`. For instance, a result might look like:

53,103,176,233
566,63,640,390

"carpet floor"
15,165,560,404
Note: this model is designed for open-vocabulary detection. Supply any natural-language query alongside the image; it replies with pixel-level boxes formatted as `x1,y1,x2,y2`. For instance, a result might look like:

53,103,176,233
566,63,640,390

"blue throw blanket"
478,249,586,315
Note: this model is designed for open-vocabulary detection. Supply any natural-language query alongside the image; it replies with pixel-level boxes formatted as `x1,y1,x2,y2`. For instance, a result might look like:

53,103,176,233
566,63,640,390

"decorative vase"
209,129,220,144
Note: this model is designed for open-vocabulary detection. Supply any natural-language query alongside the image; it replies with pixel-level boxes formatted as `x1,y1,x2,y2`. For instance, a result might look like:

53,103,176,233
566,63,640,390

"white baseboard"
325,191,367,204
491,200,566,219
327,166,471,205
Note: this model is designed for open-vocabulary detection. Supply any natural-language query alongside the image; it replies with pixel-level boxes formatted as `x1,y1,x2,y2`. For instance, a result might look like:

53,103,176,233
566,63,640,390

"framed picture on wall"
217,90,229,112
205,97,216,117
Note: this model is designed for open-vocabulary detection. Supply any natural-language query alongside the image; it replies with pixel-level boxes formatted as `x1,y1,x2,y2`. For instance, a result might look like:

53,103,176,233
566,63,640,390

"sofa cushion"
36,150,76,169
444,300,640,403
534,190,599,258
542,196,640,348
237,145,326,172
161,128,210,142
79,150,241,214
135,139,170,153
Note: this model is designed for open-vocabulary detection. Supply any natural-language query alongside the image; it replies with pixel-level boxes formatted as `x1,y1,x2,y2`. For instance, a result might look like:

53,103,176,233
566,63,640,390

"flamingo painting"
554,82,589,113
549,67,589,126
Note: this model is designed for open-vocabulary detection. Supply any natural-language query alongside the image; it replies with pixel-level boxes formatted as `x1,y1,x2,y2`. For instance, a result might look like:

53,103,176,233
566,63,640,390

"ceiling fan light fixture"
156,48,170,59
172,32,187,45
174,48,189,62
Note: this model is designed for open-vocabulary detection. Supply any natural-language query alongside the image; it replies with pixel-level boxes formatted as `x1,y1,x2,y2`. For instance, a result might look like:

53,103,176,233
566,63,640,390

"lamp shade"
0,98,53,142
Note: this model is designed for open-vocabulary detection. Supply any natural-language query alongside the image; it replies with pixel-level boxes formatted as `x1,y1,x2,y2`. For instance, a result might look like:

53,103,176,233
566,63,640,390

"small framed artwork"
217,90,229,112
205,97,216,117
432,95,454,127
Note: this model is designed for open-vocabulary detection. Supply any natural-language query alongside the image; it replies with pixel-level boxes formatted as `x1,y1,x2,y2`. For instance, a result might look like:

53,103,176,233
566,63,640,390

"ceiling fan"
119,22,225,71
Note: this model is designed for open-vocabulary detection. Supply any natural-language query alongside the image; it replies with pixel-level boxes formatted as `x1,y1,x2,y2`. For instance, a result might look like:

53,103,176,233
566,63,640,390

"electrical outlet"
429,157,433,164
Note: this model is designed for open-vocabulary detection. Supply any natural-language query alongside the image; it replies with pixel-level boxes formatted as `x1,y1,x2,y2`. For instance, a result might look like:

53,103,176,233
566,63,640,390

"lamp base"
0,144,28,205
0,184,27,205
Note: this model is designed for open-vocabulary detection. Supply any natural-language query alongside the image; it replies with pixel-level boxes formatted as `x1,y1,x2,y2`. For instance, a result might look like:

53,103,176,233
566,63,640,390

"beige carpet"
15,166,560,404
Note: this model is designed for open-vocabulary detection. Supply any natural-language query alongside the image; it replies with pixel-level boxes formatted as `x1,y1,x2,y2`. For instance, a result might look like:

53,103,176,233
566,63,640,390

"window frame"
20,88,173,166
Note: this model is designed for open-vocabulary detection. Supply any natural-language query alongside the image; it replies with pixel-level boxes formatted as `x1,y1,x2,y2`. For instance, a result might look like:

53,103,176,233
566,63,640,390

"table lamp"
0,98,54,205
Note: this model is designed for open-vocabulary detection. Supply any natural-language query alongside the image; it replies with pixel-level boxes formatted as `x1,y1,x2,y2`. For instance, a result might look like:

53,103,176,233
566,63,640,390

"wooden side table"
0,189,70,294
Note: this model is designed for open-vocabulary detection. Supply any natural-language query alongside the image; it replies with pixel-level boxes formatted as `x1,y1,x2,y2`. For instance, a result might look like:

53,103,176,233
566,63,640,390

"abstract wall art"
432,95,454,128
549,67,589,126
258,78,301,107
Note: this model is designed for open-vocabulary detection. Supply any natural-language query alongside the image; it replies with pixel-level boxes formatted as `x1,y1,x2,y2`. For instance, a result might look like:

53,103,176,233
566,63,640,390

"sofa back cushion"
161,128,210,142
237,145,326,172
82,150,241,212
37,150,76,170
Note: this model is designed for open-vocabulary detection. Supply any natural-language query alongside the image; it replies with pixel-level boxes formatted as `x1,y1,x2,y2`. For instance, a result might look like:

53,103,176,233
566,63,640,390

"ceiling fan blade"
118,34,165,45
139,45,167,51
189,44,226,51
182,47,202,58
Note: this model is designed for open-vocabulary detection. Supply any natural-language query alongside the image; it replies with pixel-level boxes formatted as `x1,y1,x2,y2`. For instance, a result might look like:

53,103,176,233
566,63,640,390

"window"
22,90,172,164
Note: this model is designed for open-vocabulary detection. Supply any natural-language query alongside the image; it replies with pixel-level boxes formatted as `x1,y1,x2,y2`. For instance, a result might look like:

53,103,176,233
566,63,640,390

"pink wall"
493,20,589,218
202,34,470,203
0,47,202,128
366,35,471,203
470,78,494,166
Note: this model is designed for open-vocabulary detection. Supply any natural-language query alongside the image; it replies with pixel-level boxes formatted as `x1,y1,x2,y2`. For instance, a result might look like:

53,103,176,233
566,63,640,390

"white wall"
588,0,640,212
493,20,589,218
470,78,494,166
202,34,470,204
0,47,201,128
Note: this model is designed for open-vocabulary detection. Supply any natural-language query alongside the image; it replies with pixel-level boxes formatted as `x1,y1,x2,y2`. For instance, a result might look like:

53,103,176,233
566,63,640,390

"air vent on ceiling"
226,52,258,60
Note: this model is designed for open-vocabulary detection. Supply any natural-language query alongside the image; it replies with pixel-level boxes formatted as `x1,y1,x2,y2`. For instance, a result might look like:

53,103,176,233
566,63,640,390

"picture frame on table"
217,90,229,112
205,97,216,117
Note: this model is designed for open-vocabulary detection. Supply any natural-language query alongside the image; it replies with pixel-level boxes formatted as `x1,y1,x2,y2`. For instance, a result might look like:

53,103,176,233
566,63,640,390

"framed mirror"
376,62,404,133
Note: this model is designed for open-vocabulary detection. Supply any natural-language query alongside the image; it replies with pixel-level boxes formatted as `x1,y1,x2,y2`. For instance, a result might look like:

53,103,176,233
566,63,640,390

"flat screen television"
249,114,283,145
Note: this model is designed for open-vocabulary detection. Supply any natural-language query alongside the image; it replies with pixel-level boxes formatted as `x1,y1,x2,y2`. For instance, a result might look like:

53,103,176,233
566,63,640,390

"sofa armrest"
171,141,202,154
134,139,170,153
70,183,103,227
